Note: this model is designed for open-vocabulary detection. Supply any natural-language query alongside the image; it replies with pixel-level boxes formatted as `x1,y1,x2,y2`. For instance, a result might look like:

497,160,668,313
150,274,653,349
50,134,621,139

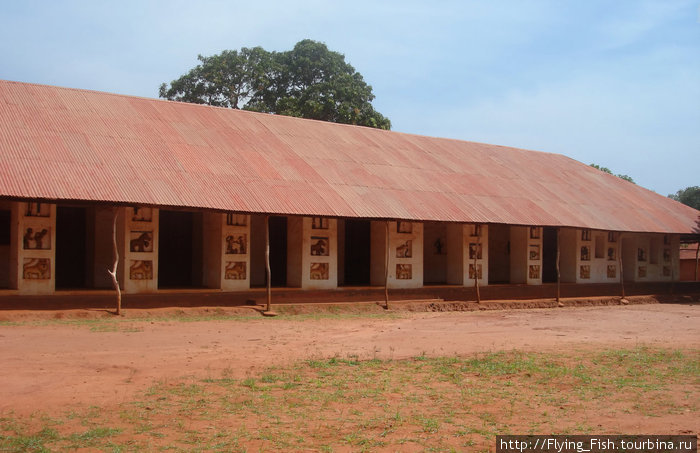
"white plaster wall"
15,202,56,294
370,221,423,289
220,214,250,290
120,206,159,294
286,217,338,289
623,233,679,282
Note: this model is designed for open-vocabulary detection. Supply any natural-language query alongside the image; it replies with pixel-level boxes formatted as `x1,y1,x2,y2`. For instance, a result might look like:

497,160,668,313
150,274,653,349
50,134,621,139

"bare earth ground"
0,300,697,419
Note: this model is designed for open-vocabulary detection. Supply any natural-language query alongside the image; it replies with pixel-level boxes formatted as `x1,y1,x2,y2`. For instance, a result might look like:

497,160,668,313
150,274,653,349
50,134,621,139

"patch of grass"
0,347,696,452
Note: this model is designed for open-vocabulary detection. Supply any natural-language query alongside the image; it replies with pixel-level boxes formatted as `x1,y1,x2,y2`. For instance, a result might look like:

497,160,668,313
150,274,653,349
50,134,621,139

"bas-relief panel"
225,234,247,254
226,213,247,226
397,221,412,234
311,217,329,230
580,246,590,261
130,231,153,253
637,266,647,278
23,258,50,279
130,260,153,280
468,242,482,260
311,236,329,256
529,244,540,260
580,265,591,279
225,261,246,280
23,227,51,250
131,207,152,222
469,264,483,280
607,264,617,279
637,248,647,262
528,265,540,279
396,240,412,258
310,262,329,280
396,263,412,280
25,202,50,217
607,247,616,261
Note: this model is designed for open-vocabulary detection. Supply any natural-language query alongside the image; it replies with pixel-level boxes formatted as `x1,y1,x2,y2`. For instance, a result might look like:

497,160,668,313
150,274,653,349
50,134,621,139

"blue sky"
1,0,698,196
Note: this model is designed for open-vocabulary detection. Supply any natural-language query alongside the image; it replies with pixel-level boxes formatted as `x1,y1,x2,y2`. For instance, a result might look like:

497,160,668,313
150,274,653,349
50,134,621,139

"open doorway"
158,210,204,288
542,227,558,283
423,222,447,284
488,224,510,284
268,216,287,287
55,206,88,289
0,209,10,288
343,219,370,285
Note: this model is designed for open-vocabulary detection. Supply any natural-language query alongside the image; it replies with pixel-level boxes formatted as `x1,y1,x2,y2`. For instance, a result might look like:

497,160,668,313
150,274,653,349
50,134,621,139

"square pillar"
287,217,338,289
370,221,423,289
14,201,56,294
220,213,250,290
119,206,159,293
446,223,488,286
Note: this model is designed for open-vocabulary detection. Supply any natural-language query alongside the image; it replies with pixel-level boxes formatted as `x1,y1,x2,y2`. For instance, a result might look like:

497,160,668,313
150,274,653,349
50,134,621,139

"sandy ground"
0,303,698,416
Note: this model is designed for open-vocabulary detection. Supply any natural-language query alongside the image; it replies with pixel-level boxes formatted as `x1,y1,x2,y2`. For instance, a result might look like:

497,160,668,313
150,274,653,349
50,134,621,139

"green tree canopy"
589,164,635,184
159,40,391,130
668,186,700,210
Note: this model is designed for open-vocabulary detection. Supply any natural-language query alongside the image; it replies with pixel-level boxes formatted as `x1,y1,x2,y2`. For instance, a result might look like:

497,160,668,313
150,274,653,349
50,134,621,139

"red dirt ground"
0,300,697,418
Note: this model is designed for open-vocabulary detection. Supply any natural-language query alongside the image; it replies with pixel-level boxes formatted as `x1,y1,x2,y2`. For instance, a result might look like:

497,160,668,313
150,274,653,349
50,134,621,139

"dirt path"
1,303,698,415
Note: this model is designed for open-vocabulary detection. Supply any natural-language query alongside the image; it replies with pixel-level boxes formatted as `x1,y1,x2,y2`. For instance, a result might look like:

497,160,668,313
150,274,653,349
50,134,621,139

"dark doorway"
56,206,88,289
0,210,11,288
158,210,203,288
343,219,370,285
488,224,511,284
268,216,287,287
542,227,558,283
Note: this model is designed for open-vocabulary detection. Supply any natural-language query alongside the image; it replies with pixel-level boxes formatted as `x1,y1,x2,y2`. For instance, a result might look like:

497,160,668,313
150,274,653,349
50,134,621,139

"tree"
668,186,700,210
589,164,635,184
160,40,391,130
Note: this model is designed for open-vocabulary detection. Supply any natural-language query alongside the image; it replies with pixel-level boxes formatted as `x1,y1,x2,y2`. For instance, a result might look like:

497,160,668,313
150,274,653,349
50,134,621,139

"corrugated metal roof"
0,79,698,234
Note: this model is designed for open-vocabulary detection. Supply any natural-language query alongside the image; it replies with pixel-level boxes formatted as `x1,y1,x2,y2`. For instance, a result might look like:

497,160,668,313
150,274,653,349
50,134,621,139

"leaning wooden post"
618,233,626,300
384,221,390,310
695,242,699,281
265,215,272,313
556,228,561,306
473,228,481,303
106,208,122,316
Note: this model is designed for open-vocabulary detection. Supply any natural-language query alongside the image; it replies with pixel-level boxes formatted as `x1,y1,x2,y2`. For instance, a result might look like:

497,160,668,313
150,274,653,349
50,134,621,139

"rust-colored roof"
0,80,698,233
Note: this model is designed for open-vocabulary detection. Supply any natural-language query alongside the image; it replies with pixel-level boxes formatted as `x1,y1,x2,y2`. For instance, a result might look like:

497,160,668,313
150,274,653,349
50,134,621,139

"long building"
0,80,698,302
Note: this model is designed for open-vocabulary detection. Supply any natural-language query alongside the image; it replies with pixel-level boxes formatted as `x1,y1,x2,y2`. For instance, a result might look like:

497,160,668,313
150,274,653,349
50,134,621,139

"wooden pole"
695,243,699,282
384,221,389,310
265,215,272,313
556,228,561,306
107,208,122,315
618,233,626,300
473,229,481,303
